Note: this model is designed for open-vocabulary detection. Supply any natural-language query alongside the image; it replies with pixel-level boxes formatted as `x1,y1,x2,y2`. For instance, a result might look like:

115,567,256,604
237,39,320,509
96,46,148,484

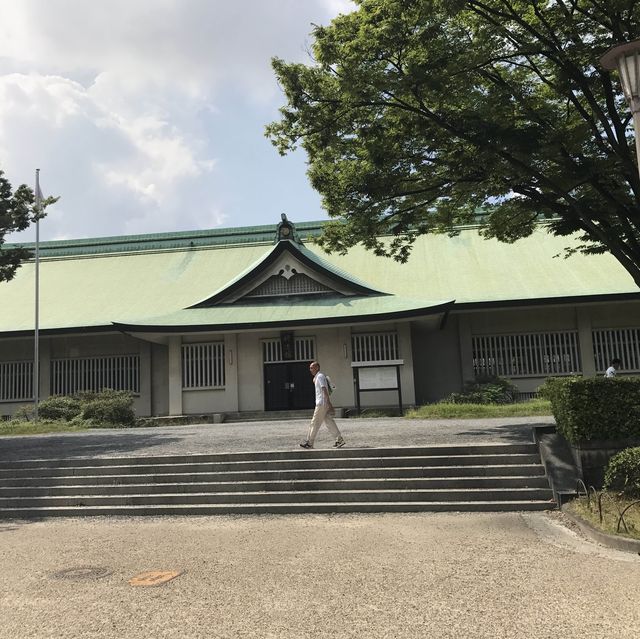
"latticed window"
182,342,225,389
263,337,315,363
352,332,399,363
246,272,333,297
472,332,581,378
51,355,140,395
0,361,34,402
592,328,640,373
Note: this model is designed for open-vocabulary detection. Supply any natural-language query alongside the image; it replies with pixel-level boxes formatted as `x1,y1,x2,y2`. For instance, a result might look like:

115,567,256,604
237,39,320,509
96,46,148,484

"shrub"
604,447,640,496
37,395,83,421
11,404,35,421
81,390,135,427
34,389,136,427
441,375,519,405
540,376,640,444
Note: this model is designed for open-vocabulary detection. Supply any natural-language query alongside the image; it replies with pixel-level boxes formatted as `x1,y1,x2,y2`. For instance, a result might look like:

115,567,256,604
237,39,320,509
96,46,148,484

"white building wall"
0,332,152,417
3,299,638,418
181,333,240,414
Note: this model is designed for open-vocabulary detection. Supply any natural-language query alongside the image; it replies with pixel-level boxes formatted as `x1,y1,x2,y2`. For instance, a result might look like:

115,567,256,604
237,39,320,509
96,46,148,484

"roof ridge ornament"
275,213,302,244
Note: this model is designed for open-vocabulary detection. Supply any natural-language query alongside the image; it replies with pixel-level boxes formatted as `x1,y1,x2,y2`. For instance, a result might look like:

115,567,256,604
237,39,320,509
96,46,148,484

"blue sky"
0,0,356,242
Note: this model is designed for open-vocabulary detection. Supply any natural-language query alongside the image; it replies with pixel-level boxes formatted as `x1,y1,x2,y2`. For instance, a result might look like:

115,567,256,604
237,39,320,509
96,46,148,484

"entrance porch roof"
112,295,453,334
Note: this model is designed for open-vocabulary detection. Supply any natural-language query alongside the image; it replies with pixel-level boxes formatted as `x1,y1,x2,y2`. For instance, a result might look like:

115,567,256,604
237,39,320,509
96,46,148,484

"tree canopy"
266,0,640,288
0,170,51,283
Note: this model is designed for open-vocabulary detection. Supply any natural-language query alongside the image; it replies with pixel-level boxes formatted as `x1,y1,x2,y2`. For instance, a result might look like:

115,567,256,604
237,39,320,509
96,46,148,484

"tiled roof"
1,219,638,336
4,221,326,258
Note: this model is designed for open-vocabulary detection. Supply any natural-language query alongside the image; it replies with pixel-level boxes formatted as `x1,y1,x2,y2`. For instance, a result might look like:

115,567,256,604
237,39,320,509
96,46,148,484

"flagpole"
34,169,41,421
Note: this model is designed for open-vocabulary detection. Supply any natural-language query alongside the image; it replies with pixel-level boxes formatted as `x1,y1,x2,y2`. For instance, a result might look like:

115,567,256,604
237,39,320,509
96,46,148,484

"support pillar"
577,308,596,377
38,337,50,400
168,336,183,416
458,314,474,385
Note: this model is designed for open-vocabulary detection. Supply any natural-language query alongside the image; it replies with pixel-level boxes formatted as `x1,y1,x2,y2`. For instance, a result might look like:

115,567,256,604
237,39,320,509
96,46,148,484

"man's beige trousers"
306,403,342,444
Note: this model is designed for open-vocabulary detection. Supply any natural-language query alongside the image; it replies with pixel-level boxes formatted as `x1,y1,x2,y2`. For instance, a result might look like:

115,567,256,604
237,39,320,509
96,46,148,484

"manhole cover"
52,566,113,581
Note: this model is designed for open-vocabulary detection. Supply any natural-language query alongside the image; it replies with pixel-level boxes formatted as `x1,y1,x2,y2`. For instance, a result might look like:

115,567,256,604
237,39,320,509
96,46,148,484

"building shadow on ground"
0,431,184,462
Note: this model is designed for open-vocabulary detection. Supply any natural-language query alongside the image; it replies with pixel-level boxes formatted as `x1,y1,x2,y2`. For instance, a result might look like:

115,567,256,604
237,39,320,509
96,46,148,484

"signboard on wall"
358,366,398,390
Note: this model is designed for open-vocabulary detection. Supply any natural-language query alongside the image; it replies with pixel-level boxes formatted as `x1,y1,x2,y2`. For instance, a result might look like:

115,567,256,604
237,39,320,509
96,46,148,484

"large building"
1,216,639,419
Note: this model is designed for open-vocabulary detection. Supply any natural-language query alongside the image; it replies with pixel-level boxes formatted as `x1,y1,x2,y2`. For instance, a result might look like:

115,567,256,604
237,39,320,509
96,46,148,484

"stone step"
0,442,555,518
0,443,539,469
0,487,554,508
0,464,546,487
0,454,542,478
0,500,554,517
223,410,314,422
0,475,552,497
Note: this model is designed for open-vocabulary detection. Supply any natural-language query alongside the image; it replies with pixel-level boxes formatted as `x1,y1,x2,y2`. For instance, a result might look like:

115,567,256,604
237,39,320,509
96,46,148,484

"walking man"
300,361,345,449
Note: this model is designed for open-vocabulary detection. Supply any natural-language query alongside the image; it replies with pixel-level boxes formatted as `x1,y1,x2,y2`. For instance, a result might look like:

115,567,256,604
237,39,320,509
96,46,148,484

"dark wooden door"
289,362,314,410
264,362,314,411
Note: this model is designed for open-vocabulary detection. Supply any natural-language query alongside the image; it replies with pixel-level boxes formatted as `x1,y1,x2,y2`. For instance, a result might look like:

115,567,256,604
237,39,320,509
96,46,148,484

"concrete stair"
0,443,555,518
223,410,314,422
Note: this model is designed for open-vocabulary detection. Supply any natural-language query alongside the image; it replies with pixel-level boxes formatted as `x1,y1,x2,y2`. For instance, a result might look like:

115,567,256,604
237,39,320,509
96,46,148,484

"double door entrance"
264,362,314,411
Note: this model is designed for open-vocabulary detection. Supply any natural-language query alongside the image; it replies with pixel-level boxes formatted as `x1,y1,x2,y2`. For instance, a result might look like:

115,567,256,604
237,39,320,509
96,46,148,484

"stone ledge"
561,505,640,555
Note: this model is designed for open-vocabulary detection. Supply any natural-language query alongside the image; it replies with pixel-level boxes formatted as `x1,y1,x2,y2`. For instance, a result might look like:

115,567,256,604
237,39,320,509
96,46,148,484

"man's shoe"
333,439,346,448
299,441,313,449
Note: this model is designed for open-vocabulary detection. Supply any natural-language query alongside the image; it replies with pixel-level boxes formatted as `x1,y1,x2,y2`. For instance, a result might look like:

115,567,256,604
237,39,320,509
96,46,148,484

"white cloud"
320,0,358,17
0,0,353,242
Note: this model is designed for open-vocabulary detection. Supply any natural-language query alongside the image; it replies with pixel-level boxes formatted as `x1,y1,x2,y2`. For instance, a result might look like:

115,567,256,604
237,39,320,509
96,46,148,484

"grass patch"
404,398,552,419
0,419,90,436
351,409,402,418
566,494,640,541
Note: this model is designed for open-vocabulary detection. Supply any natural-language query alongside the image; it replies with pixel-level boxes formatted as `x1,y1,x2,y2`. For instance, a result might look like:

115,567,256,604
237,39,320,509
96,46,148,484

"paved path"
0,511,638,639
2,416,639,638
0,415,555,461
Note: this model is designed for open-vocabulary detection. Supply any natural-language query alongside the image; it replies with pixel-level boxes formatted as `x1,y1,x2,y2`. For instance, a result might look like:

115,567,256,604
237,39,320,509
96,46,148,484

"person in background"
300,361,345,449
604,358,622,377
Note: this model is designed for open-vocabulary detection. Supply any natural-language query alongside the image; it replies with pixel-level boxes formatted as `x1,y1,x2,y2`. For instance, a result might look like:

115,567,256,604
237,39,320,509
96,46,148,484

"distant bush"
11,404,35,421
539,376,640,444
37,395,83,421
81,390,136,427
35,389,136,428
604,447,640,496
441,375,519,405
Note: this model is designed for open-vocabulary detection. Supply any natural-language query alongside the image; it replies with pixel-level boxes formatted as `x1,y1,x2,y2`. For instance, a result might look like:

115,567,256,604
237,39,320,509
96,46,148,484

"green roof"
0,221,638,336
115,296,452,333
3,221,326,258
191,239,384,307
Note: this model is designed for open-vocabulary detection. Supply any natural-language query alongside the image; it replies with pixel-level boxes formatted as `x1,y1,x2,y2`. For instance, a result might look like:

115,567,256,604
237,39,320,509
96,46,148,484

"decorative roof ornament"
275,214,302,244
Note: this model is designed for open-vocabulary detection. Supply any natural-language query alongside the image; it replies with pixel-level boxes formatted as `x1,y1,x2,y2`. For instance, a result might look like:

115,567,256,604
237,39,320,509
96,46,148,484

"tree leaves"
0,170,53,283
267,0,640,286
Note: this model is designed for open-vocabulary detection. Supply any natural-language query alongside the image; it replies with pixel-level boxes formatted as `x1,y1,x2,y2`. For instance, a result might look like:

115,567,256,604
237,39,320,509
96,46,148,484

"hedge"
539,376,640,444
604,447,640,496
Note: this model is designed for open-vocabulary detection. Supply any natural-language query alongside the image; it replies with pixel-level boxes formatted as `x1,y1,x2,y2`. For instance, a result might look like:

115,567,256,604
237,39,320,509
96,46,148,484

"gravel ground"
9,415,634,638
0,511,638,639
0,415,555,461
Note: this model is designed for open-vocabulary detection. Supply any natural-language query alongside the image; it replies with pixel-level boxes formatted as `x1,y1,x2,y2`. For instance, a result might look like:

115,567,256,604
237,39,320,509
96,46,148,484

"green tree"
0,170,54,283
267,0,640,287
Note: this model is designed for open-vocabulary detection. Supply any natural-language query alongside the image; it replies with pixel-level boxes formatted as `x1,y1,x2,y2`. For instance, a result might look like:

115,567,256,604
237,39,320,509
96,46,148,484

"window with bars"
263,337,315,363
592,327,640,373
0,361,34,402
472,331,581,378
352,332,399,363
246,272,333,297
51,355,140,395
182,342,225,389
